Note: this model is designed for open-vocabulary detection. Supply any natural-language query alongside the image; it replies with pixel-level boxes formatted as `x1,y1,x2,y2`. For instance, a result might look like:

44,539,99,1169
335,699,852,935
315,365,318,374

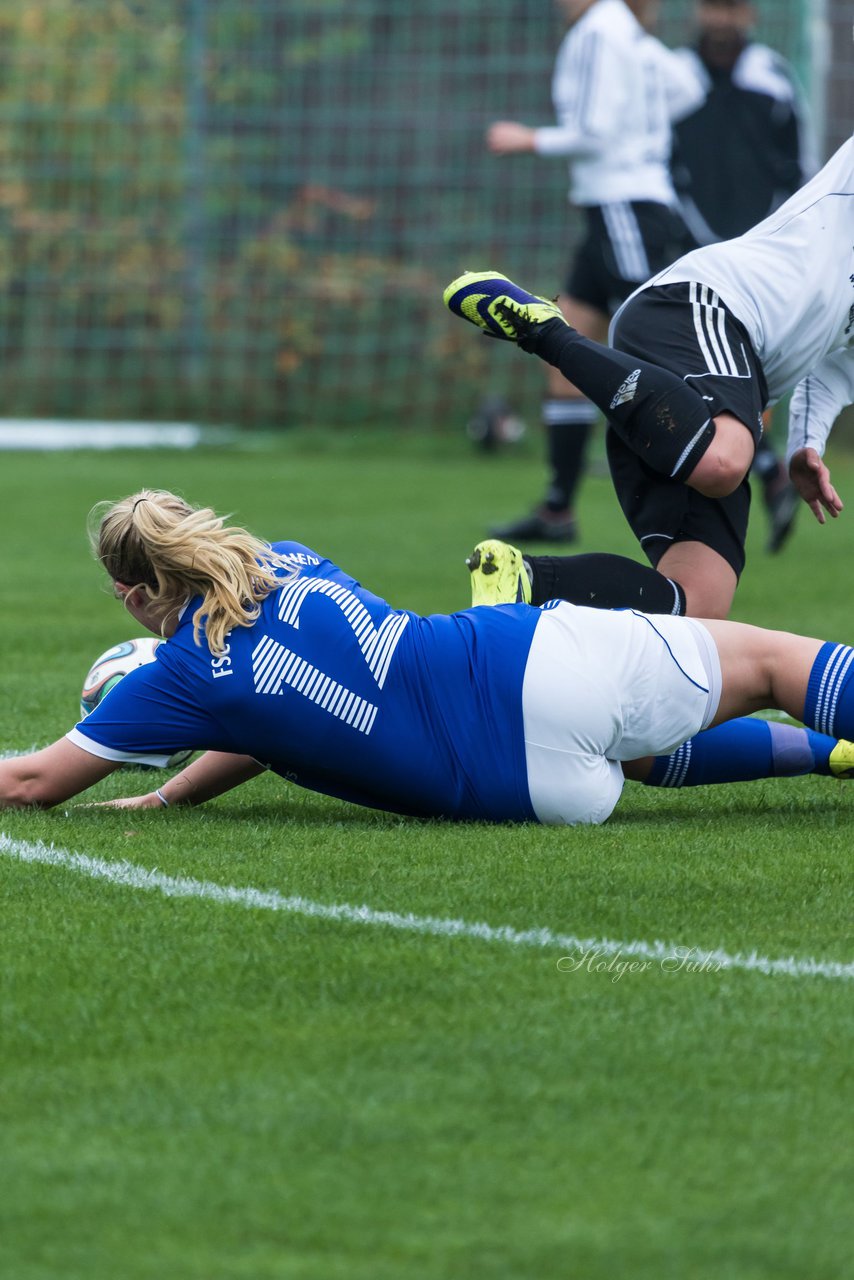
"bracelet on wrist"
155,788,169,808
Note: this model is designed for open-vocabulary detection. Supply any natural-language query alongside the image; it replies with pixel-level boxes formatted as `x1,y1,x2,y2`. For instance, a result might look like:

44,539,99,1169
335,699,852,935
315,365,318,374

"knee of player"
687,448,748,499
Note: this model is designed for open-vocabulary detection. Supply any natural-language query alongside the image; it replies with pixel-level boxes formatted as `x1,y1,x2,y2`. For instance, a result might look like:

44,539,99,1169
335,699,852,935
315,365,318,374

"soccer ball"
80,637,192,769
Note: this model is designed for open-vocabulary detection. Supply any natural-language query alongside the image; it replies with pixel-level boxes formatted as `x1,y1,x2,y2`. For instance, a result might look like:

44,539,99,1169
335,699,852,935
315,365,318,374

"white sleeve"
533,123,600,159
786,351,854,463
65,726,175,770
533,26,622,159
650,43,707,123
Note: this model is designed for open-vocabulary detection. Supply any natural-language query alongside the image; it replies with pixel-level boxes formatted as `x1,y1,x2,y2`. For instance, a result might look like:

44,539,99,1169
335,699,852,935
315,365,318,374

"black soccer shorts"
607,281,769,578
565,202,693,316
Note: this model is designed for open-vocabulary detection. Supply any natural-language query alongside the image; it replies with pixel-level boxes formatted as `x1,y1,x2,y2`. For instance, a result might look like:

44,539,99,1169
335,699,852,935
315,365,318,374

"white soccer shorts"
521,603,721,825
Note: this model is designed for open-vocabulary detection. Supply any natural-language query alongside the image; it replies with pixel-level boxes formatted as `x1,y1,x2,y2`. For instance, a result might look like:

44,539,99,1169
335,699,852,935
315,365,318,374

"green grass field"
1,433,852,1280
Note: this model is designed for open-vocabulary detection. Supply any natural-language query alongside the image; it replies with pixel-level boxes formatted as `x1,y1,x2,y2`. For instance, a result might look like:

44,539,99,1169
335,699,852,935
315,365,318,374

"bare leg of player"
700,619,824,725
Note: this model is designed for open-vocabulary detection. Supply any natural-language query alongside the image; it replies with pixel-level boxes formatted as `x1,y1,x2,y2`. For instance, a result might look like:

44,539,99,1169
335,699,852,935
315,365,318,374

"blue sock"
803,642,854,738
645,717,835,787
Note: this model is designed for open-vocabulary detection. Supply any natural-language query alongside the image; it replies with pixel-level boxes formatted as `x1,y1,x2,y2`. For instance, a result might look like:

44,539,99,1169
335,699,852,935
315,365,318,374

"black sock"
543,400,596,512
752,442,781,485
528,320,713,482
526,552,686,615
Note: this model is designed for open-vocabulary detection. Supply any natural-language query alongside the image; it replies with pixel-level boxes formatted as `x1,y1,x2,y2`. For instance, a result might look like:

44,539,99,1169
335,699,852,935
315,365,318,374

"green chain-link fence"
0,1,815,429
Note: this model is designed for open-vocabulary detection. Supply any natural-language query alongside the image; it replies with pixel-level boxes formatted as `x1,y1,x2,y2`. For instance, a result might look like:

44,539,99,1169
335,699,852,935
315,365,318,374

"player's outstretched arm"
95,750,266,810
0,739,118,808
789,446,843,524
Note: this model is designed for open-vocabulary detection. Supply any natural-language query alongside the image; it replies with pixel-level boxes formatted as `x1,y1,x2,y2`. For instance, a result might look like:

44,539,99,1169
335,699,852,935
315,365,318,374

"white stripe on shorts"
603,203,650,283
690,282,740,376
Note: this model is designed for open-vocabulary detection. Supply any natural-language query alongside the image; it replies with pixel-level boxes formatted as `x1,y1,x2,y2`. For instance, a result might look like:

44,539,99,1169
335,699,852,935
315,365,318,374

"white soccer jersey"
651,136,854,459
533,0,703,205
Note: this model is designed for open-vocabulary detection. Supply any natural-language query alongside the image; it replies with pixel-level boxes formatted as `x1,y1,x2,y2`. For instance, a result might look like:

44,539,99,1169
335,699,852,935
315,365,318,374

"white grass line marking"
1,833,851,982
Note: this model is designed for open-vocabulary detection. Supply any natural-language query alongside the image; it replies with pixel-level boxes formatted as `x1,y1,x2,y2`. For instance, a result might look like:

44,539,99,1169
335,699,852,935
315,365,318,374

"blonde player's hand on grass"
789,447,843,524
86,793,164,809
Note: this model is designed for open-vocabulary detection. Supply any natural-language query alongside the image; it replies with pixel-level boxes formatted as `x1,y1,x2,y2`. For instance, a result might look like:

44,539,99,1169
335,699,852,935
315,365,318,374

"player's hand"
84,792,164,809
789,447,843,524
790,448,843,523
486,121,536,154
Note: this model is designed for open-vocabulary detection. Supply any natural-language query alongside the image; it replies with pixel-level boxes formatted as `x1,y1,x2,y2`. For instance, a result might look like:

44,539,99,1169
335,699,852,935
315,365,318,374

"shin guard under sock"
645,719,836,787
527,552,685,615
803,642,854,738
530,319,713,482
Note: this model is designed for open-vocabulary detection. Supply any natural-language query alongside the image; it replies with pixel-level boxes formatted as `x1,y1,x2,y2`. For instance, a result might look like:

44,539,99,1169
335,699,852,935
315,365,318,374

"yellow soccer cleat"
443,271,568,346
466,539,532,607
828,738,854,778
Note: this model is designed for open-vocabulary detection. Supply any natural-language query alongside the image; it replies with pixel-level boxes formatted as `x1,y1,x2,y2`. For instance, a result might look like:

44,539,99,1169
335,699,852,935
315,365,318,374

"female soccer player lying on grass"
0,489,852,824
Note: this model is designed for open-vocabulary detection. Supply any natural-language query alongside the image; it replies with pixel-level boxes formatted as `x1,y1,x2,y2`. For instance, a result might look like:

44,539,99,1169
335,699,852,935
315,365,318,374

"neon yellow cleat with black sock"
828,739,854,778
443,271,568,345
466,539,532,606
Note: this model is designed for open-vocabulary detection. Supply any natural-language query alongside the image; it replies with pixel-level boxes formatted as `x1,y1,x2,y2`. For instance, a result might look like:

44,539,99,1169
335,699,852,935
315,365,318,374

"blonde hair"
89,489,292,655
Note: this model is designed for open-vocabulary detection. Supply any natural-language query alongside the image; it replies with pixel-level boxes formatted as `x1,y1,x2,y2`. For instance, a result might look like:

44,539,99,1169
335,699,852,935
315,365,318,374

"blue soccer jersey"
68,544,542,821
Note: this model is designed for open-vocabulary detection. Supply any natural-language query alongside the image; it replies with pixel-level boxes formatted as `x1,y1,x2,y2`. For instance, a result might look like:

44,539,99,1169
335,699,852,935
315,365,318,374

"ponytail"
89,489,293,654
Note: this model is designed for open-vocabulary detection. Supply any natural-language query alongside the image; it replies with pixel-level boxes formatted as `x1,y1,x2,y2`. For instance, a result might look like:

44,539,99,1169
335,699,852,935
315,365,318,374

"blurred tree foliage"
0,0,456,422
0,0,810,426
